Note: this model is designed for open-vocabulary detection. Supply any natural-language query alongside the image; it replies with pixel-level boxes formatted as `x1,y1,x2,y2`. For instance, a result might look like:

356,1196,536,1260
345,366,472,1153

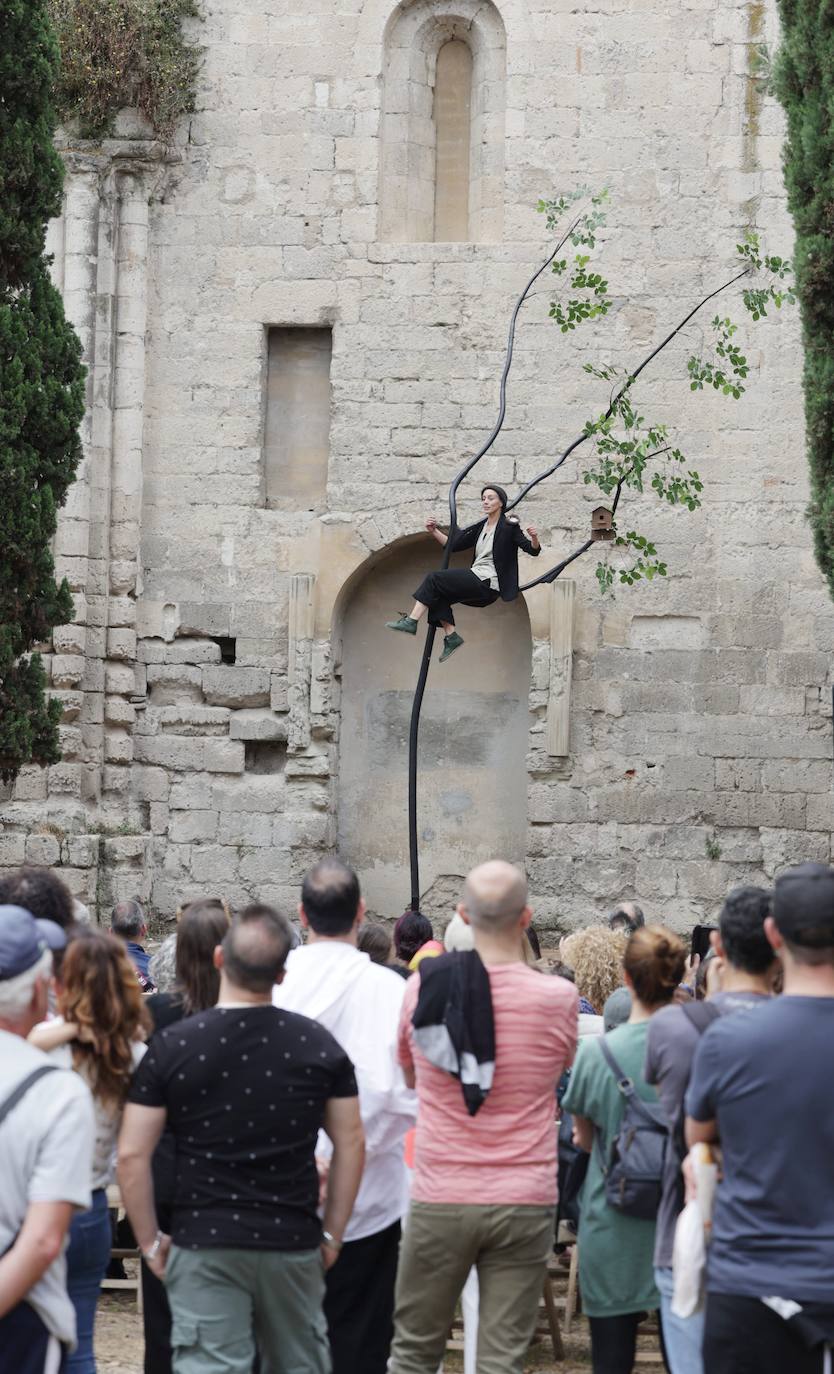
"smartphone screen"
691,924,717,961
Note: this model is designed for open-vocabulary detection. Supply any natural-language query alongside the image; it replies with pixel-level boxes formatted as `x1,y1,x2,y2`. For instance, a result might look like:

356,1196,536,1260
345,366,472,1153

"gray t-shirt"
644,992,767,1269
686,996,834,1301
0,1029,95,1344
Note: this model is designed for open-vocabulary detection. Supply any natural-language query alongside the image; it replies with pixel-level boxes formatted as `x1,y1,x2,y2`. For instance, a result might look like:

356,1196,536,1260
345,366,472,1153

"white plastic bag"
671,1199,706,1317
671,1145,718,1318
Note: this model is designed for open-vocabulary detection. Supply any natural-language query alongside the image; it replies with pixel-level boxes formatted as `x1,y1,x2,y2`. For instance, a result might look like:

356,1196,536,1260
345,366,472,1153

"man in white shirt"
274,859,416,1374
0,905,94,1374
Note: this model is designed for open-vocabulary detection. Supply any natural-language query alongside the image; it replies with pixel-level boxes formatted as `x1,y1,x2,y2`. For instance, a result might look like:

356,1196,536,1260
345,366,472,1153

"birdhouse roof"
592,505,612,516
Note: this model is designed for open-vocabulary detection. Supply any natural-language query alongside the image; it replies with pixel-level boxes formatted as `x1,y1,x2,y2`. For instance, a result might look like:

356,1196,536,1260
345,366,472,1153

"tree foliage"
527,191,794,593
0,0,85,781
773,0,834,600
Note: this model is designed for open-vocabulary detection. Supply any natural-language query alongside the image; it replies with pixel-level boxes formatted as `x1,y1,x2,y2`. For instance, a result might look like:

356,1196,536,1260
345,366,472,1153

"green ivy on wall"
49,0,200,140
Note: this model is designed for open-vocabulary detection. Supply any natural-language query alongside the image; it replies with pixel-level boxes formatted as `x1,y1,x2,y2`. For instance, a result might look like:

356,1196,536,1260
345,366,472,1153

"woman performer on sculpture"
385,484,541,661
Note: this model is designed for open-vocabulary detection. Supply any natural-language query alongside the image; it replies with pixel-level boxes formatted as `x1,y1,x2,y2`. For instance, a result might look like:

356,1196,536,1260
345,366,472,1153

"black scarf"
412,950,495,1116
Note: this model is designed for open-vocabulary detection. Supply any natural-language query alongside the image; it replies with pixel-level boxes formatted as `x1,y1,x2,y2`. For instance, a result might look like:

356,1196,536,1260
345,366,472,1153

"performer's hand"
527,525,539,543
426,516,438,532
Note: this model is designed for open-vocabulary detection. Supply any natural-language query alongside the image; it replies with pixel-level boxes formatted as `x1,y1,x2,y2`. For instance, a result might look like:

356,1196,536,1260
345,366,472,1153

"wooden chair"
100,1184,142,1312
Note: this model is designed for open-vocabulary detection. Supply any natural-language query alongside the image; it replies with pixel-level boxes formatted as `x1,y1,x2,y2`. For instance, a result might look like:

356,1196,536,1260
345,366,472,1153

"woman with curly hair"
561,925,628,1025
30,929,149,1373
562,926,687,1374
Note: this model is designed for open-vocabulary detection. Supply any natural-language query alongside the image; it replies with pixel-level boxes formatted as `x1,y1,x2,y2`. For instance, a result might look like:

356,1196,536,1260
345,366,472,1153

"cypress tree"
774,2,834,598
0,0,85,781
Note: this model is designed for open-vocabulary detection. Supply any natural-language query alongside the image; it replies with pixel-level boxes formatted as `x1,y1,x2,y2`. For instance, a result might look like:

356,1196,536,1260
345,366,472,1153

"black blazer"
451,513,541,601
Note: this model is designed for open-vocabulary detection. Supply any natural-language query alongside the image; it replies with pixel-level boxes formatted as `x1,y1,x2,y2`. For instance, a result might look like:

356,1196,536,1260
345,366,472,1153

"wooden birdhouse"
591,506,614,541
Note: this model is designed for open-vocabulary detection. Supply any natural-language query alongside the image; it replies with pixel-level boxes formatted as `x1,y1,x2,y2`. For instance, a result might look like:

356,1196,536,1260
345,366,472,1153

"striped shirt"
398,962,578,1204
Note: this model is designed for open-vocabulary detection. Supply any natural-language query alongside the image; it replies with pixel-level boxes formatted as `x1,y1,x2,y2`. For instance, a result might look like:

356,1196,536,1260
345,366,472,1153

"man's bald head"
461,861,529,932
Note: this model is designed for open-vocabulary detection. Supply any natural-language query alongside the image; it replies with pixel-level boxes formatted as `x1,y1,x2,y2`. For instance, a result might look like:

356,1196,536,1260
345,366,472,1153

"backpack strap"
0,1065,59,1129
598,1037,660,1129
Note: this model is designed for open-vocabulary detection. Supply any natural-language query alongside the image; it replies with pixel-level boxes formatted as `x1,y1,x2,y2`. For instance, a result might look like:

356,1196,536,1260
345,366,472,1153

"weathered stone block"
25,834,61,866
58,725,82,759
53,623,87,656
146,665,204,705
202,667,270,708
0,834,26,866
104,731,134,765
105,664,136,695
105,698,136,727
107,628,137,661
169,775,214,810
229,710,288,741
69,835,99,867
219,812,273,847
12,767,48,803
190,844,238,884
103,835,146,864
47,763,83,796
238,848,291,885
139,706,230,738
52,655,85,688
169,810,219,843
134,736,205,771
131,766,170,802
204,739,245,774
108,597,137,628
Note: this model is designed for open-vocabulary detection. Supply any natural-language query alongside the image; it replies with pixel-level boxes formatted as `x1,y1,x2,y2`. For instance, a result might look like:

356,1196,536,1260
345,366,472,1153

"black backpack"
595,1038,669,1221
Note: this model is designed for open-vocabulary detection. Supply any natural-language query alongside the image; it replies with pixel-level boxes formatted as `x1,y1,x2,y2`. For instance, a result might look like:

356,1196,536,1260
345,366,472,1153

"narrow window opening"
433,39,472,241
264,327,332,510
211,636,237,664
245,742,287,775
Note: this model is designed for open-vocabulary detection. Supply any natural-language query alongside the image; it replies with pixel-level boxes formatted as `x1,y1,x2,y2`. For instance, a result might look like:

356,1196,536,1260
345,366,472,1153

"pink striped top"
398,963,578,1205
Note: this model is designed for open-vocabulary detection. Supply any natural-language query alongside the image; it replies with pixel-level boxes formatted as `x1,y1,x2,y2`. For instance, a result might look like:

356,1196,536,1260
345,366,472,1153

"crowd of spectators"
0,857,832,1374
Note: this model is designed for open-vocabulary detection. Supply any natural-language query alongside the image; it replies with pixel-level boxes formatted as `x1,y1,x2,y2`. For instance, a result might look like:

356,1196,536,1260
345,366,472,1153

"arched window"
433,39,473,241
380,0,506,243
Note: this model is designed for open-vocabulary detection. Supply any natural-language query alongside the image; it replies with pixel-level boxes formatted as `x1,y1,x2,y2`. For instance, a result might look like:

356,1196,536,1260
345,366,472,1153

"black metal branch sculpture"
405,207,792,910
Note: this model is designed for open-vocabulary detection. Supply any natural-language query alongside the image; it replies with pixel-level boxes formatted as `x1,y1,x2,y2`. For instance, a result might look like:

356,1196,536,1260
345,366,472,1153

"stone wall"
4,0,832,929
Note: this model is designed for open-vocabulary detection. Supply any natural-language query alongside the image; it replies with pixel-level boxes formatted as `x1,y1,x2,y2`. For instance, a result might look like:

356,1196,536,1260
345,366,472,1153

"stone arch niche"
336,538,531,919
379,0,506,243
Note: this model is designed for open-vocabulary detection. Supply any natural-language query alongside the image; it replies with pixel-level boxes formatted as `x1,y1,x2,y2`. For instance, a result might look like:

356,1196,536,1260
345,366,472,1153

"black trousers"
588,1313,642,1374
588,1312,669,1374
413,568,498,628
0,1302,64,1374
324,1219,401,1374
703,1293,826,1374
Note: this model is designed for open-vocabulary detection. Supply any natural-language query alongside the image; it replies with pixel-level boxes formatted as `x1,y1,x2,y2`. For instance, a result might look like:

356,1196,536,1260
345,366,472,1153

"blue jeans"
66,1189,111,1374
654,1265,704,1374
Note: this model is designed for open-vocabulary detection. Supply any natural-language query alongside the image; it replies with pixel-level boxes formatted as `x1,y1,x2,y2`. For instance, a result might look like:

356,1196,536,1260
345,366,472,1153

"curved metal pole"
505,267,751,513
405,230,580,910
405,246,751,910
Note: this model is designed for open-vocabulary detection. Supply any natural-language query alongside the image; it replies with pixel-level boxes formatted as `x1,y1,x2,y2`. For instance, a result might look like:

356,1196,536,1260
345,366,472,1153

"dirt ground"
95,1274,663,1373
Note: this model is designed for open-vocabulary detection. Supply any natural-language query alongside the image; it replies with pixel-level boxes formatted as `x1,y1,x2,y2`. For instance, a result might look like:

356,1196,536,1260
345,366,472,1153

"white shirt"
273,942,416,1241
470,522,499,589
0,1030,94,1347
45,1025,146,1190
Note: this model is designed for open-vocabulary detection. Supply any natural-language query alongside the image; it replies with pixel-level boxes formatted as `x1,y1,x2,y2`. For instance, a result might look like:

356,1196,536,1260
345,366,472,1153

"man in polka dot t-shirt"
118,904,365,1374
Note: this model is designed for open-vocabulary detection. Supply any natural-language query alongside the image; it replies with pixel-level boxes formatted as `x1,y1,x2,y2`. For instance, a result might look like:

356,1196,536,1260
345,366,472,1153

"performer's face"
481,489,502,516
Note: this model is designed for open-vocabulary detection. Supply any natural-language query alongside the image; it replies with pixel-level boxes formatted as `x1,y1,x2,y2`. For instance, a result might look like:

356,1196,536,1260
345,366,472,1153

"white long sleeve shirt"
273,941,417,1241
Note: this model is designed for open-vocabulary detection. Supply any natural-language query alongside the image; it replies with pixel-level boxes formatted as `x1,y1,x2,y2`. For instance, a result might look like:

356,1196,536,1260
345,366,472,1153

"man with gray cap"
0,905,95,1373
686,863,834,1374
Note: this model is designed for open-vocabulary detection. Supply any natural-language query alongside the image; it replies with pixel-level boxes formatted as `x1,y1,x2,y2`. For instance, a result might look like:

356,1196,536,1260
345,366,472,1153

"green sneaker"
439,631,464,663
385,613,418,634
